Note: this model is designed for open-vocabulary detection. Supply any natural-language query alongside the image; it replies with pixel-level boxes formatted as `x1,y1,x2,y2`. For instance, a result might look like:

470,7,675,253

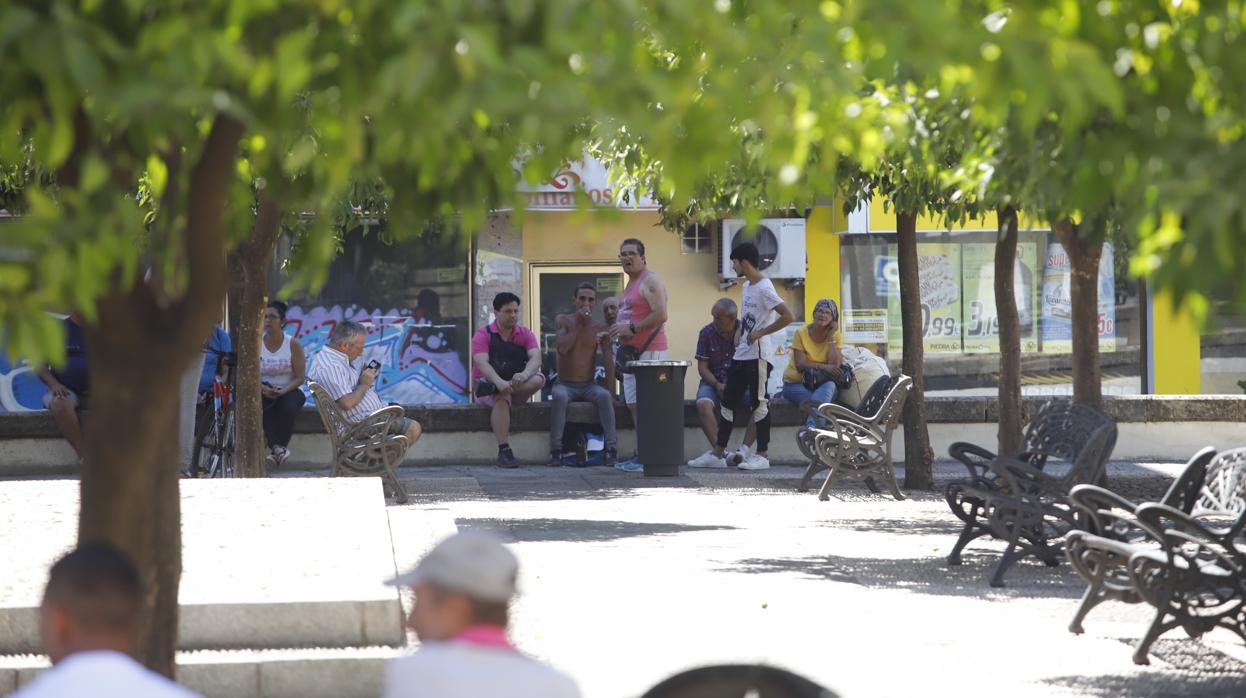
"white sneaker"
739,452,771,470
729,443,753,467
687,450,728,468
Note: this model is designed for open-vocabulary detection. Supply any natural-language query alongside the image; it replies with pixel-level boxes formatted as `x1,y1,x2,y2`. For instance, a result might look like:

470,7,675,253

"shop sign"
887,243,963,354
1040,241,1117,353
843,308,887,343
517,157,659,211
961,242,1040,353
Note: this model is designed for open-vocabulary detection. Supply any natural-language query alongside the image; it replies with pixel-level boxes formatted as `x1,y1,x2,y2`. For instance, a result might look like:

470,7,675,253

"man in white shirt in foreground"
382,531,580,698
14,544,202,698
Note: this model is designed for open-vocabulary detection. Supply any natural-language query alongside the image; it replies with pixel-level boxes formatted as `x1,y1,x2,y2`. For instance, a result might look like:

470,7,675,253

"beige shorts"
621,350,668,405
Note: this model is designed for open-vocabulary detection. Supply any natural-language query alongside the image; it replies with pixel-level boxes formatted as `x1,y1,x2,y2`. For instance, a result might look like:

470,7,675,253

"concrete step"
0,646,405,698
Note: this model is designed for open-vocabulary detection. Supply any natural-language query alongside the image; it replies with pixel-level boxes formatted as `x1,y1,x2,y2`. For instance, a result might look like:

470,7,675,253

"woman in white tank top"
261,301,307,470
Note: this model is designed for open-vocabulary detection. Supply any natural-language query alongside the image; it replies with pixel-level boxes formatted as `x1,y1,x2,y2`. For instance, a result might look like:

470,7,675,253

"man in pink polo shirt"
471,292,545,467
382,532,580,698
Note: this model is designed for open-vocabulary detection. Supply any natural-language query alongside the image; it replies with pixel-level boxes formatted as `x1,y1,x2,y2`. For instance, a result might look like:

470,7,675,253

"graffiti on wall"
0,304,469,412
288,305,469,405
0,353,49,413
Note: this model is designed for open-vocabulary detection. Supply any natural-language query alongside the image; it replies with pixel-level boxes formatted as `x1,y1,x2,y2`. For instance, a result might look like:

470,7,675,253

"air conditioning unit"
720,218,807,279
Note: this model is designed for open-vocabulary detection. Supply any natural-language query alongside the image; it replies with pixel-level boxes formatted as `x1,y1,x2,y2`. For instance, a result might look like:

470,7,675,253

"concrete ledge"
0,479,404,654
3,395,1243,472
3,647,398,698
5,395,1243,443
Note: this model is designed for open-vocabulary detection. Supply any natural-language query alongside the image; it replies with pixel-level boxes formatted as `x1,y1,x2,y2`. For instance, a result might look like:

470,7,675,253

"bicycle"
189,347,237,478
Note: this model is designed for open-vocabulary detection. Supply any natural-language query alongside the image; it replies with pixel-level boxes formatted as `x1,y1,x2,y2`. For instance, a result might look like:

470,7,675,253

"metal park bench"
308,382,409,504
795,373,900,493
795,374,911,502
1064,447,1216,641
944,401,1118,587
1123,448,1246,664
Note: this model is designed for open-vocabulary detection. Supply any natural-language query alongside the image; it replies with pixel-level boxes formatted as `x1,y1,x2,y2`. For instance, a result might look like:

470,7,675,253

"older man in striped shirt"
309,321,423,446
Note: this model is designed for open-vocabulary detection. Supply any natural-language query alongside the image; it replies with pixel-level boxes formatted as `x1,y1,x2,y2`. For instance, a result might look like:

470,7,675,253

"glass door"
529,264,625,399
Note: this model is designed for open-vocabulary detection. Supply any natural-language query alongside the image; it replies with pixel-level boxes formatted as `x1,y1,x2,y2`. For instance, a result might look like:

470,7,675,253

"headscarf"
813,298,839,323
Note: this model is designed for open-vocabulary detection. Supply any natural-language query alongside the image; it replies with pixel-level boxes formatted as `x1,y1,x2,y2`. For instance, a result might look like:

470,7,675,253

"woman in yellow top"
780,298,844,426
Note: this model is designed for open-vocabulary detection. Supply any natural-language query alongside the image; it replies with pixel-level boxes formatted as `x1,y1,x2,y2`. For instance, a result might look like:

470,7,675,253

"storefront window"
839,230,1142,396
1200,287,1246,395
274,224,472,404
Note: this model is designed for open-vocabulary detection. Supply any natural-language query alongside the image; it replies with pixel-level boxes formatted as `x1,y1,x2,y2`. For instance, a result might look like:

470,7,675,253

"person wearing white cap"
381,531,581,698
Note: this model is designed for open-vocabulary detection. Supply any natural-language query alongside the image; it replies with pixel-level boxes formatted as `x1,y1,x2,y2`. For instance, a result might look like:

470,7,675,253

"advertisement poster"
887,243,963,355
1040,241,1117,353
842,308,888,343
961,242,1040,353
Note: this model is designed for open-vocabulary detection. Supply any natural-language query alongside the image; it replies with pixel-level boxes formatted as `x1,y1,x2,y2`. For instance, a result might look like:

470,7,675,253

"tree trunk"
76,115,243,678
896,211,934,489
80,298,183,675
995,206,1023,454
1052,218,1104,409
228,198,283,478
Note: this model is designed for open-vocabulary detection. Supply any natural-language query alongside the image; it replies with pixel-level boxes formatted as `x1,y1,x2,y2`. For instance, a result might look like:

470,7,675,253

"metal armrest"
1136,502,1239,544
816,402,875,428
342,405,405,449
1069,484,1161,542
949,441,998,482
989,454,1055,495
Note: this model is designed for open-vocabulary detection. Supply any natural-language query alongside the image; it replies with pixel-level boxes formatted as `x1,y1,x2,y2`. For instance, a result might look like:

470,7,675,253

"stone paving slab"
0,478,403,654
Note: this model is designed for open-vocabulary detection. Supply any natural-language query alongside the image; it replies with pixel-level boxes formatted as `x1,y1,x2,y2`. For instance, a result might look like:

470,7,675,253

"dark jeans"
263,390,305,449
716,359,771,453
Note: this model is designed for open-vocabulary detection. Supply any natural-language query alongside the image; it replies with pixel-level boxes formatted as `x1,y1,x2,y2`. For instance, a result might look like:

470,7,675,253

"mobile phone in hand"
366,360,381,372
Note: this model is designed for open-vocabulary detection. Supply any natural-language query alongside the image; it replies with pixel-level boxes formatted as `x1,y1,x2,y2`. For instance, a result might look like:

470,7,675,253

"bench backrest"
307,382,350,449
1160,446,1217,513
1021,401,1121,466
1194,447,1246,529
855,374,900,417
872,374,911,436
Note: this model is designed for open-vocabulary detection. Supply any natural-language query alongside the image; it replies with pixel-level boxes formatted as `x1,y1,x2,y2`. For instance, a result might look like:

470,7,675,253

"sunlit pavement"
369,462,1246,698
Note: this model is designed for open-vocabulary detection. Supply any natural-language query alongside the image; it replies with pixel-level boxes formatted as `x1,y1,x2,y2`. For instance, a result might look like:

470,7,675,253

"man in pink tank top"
607,238,669,471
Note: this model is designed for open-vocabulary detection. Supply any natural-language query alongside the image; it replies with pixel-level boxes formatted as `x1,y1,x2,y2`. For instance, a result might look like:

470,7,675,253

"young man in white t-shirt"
705,242,795,470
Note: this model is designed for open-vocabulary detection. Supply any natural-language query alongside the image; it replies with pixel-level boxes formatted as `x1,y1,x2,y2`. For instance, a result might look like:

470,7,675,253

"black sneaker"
604,448,618,468
546,450,563,467
497,447,519,468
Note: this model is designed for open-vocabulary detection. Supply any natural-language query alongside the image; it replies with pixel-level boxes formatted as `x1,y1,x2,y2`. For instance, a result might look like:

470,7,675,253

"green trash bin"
628,359,690,477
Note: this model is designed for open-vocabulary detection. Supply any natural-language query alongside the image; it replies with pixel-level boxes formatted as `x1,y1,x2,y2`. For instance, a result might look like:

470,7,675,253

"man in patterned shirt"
309,321,423,446
686,298,755,468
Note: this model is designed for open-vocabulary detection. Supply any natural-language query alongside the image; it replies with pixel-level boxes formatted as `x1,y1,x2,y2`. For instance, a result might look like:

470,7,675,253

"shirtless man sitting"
548,282,617,467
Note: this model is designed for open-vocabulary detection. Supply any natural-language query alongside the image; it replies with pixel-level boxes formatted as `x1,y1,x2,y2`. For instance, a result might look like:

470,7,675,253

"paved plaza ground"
4,460,1245,697
382,461,1246,698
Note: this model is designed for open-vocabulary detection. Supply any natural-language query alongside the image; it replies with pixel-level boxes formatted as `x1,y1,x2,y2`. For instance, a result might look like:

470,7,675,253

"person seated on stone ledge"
549,282,618,467
309,320,423,448
471,292,545,468
33,311,89,460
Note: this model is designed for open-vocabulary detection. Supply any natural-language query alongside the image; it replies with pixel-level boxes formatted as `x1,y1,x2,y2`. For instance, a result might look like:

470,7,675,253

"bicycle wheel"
210,405,236,478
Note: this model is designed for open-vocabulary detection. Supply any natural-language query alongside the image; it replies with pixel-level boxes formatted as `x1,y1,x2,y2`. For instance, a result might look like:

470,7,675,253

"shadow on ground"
824,516,968,537
1035,635,1246,696
723,553,1085,599
458,517,737,543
